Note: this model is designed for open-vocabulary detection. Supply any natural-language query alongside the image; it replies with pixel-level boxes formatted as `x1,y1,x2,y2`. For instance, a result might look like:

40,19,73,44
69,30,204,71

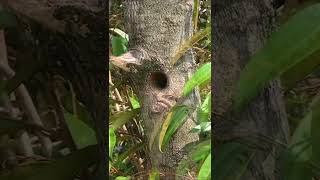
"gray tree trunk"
213,1,290,180
123,0,200,178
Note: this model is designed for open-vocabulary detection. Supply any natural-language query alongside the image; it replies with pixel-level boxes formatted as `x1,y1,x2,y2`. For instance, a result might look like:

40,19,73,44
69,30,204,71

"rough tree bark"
213,1,290,180
1,0,107,179
114,0,201,178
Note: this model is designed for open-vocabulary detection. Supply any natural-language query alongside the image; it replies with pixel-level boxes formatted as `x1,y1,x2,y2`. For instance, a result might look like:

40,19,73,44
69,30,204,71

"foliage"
232,3,320,179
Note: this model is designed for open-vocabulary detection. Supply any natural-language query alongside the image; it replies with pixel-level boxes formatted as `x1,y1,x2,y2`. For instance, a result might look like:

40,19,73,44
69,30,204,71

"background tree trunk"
123,0,200,177
213,1,290,180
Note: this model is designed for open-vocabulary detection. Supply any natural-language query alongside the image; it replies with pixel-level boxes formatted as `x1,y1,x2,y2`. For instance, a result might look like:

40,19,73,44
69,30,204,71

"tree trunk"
1,1,107,179
122,0,200,177
213,1,290,180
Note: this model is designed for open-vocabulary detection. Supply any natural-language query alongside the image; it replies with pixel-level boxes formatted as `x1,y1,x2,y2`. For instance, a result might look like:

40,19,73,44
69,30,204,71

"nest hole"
149,71,169,90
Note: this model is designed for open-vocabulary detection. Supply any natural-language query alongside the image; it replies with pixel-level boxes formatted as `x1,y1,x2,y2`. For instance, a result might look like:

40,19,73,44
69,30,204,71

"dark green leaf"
0,145,97,180
234,4,320,111
109,109,139,130
0,5,17,28
64,113,97,149
109,127,116,160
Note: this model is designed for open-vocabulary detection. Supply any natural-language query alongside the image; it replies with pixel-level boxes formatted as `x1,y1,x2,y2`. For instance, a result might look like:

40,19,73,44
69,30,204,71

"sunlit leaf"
183,62,211,96
109,28,129,41
190,122,211,134
148,169,160,180
129,95,140,109
111,35,128,56
115,176,131,180
198,91,211,123
159,106,191,152
234,4,320,111
176,139,211,180
64,113,97,149
197,153,211,180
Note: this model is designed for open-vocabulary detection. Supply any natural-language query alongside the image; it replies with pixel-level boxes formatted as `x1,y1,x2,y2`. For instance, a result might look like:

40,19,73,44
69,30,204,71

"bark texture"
1,0,107,179
213,1,289,180
123,0,200,177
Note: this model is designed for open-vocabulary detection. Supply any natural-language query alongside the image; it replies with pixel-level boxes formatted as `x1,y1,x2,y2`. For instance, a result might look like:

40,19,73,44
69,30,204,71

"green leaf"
115,176,131,180
280,149,312,180
148,169,160,180
64,113,97,149
234,4,320,111
281,50,320,89
0,5,17,28
116,142,144,164
197,153,211,180
111,35,128,56
176,140,211,180
159,106,191,152
129,95,140,109
109,109,139,130
109,28,129,41
109,127,116,160
183,62,211,96
0,145,97,180
198,91,211,123
190,122,211,134
213,142,250,180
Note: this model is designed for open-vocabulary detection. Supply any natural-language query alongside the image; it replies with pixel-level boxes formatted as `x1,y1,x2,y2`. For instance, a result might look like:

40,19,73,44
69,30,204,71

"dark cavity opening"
149,71,168,90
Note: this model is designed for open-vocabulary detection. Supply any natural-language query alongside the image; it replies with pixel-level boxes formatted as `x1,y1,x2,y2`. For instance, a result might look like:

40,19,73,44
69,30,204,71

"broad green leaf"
234,4,320,111
197,153,211,180
171,26,211,65
109,109,139,130
289,112,311,161
109,127,116,159
280,149,312,180
115,176,131,180
281,50,320,89
0,5,17,28
64,113,97,149
148,169,160,180
109,28,129,41
159,106,191,152
111,35,128,56
183,62,211,96
213,142,250,180
129,95,140,109
198,91,211,123
176,140,211,180
0,145,97,180
311,95,320,164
